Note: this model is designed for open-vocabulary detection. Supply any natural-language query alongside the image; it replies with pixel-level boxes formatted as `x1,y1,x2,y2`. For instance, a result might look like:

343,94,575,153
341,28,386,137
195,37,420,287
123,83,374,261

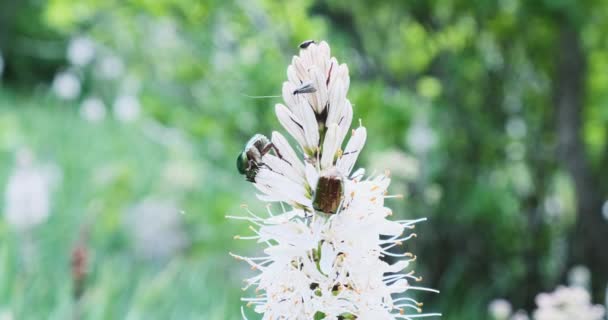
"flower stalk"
231,41,439,320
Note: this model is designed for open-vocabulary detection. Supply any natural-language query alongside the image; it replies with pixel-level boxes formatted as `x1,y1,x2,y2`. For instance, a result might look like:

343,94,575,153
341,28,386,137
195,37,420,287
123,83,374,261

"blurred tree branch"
553,22,608,298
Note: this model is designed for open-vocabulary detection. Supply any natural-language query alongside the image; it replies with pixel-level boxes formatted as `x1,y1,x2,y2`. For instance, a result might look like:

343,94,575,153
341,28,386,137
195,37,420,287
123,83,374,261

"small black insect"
236,134,281,182
313,172,344,214
299,40,315,49
293,82,317,95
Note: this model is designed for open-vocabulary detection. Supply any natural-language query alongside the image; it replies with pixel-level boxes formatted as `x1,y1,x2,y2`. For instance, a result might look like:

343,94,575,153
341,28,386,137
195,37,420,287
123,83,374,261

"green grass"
0,90,254,319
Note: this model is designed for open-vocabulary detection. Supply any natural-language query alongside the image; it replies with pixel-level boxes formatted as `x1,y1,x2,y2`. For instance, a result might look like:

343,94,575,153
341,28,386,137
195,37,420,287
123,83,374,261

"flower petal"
271,131,304,175
321,123,340,170
275,104,307,150
337,127,367,175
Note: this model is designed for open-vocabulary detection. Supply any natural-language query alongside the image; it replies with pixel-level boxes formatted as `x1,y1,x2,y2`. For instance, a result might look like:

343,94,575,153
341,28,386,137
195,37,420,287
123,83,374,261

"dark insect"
313,173,344,214
299,40,315,49
236,134,281,182
293,82,317,95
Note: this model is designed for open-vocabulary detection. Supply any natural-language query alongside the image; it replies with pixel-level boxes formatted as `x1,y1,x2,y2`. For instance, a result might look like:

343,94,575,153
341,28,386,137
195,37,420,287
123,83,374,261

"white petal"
317,41,331,71
305,163,319,191
255,169,311,206
326,57,339,88
388,279,409,293
266,210,301,224
275,104,307,149
335,100,353,148
300,43,314,67
326,78,346,126
378,219,404,236
263,154,304,186
350,168,366,180
337,127,367,175
310,66,328,114
321,123,340,170
386,260,410,273
319,241,336,275
291,56,308,83
271,131,304,175
287,64,299,84
282,81,298,110
299,101,320,150
281,84,319,150
338,63,350,93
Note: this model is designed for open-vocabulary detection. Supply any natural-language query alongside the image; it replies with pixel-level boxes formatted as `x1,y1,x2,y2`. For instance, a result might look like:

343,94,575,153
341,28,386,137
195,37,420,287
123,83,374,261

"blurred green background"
1,0,608,319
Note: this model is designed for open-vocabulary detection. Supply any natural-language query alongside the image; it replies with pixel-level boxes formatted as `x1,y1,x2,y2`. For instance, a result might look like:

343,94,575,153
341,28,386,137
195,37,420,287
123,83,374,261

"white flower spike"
231,41,440,320
533,285,605,320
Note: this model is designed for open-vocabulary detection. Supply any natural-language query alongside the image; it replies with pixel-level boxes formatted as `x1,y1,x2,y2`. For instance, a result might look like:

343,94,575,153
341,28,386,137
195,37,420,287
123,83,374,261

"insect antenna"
240,93,281,99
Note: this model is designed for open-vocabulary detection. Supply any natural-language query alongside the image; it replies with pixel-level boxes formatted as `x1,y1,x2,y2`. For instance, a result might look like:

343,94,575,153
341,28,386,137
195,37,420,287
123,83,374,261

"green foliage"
1,0,608,319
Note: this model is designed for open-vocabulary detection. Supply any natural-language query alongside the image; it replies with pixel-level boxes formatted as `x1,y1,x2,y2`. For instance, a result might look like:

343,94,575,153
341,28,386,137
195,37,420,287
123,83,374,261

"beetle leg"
247,159,255,171
260,143,274,156
261,143,294,166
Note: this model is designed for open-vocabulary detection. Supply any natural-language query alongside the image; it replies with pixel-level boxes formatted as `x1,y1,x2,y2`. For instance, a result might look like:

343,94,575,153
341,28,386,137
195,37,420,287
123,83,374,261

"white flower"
3,148,51,231
80,97,107,123
126,198,187,259
162,159,200,191
506,117,527,139
543,195,563,219
231,41,439,320
113,94,141,123
407,120,436,155
533,285,605,320
67,36,96,67
601,200,608,221
96,55,124,79
568,265,591,289
489,299,512,320
52,71,81,100
370,150,420,181
510,310,530,320
0,308,13,320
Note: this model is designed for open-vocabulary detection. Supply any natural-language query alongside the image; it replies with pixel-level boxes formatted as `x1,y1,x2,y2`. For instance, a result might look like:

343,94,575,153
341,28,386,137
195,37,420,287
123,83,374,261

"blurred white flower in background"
407,120,437,154
506,141,525,161
80,97,106,123
162,159,200,191
122,75,142,95
113,94,141,123
152,19,180,51
3,148,51,231
605,284,608,315
0,308,13,320
126,198,187,260
533,286,605,320
67,36,96,67
370,149,420,180
601,200,608,221
52,71,81,100
568,265,591,289
543,195,563,219
96,55,125,80
424,184,443,205
510,310,530,320
489,299,512,320
239,40,261,66
506,117,527,139
508,162,535,197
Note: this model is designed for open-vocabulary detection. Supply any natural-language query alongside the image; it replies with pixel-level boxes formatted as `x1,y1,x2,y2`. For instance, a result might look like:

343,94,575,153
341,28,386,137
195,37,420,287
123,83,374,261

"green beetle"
236,134,281,182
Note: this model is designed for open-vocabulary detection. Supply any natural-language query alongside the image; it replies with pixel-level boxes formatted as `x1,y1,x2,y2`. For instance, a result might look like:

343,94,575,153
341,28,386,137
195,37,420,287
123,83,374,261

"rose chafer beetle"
236,134,281,182
313,170,344,214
